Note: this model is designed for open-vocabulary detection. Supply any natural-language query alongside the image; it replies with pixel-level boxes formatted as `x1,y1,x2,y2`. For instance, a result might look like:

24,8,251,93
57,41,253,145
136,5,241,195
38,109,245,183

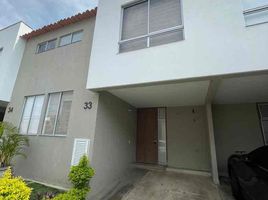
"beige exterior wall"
166,106,211,172
213,103,264,176
90,92,136,199
4,17,98,188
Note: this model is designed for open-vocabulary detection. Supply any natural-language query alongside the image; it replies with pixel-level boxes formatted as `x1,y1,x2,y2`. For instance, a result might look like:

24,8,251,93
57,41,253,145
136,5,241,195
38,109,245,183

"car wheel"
229,167,243,200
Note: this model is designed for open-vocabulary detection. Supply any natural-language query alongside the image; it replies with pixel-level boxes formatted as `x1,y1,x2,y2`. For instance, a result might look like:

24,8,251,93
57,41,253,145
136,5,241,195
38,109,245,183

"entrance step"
131,163,166,171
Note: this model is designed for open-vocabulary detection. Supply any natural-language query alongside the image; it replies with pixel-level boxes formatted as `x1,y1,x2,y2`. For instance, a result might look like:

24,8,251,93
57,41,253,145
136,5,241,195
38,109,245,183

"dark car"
228,146,268,200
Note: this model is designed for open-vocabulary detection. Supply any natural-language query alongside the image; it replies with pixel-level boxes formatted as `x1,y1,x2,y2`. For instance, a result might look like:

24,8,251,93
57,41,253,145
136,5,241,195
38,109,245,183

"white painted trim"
243,4,268,15
166,167,211,177
206,103,220,185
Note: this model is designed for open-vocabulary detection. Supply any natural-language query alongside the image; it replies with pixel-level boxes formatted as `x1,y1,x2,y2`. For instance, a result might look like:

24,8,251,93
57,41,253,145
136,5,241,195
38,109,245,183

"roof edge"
22,7,97,40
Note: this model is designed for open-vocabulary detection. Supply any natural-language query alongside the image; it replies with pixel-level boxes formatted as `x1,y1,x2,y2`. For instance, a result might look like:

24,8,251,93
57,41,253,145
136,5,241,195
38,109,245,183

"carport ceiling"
214,74,268,104
109,81,210,108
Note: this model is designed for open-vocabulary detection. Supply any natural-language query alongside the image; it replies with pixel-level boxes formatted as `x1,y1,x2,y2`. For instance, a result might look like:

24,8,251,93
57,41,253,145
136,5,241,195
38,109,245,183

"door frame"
136,107,168,166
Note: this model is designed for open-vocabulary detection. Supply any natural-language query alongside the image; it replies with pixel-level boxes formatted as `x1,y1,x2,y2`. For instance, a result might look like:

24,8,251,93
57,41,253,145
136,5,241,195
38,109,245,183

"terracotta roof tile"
22,7,97,40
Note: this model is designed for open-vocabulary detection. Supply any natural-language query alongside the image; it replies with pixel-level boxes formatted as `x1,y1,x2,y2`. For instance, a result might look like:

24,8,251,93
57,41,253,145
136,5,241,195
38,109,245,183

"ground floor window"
20,95,45,135
42,91,73,136
258,103,268,144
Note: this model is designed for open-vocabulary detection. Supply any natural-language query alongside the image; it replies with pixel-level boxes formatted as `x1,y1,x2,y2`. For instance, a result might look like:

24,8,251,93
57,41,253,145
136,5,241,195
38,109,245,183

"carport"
107,70,268,185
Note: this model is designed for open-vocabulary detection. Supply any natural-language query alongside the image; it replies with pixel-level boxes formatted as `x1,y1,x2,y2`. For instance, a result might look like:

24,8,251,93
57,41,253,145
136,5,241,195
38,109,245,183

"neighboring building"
4,8,99,189
0,22,32,120
4,8,136,200
87,0,268,186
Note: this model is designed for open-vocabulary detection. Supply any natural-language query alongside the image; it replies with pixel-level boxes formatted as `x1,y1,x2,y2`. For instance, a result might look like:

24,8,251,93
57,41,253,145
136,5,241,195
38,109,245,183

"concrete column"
206,103,219,184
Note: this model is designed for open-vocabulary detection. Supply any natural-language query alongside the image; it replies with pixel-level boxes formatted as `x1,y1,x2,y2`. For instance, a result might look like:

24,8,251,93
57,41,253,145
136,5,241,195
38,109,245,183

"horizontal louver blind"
122,1,148,40
149,0,182,32
120,0,183,52
71,139,90,166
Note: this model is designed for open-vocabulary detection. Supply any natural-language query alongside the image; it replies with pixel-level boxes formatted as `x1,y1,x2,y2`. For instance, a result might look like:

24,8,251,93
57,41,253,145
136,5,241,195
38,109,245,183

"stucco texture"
4,17,98,188
166,106,211,172
90,92,136,199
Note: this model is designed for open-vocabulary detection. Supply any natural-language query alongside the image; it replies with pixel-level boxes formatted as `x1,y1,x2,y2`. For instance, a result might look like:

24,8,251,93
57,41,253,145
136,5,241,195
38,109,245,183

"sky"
0,0,98,30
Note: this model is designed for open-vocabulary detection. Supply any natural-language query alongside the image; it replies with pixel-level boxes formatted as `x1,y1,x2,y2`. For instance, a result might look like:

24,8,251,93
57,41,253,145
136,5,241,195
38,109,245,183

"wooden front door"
136,108,158,164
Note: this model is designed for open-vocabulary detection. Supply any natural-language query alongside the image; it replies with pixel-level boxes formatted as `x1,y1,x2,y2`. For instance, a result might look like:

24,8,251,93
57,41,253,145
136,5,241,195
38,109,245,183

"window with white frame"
20,95,45,135
42,91,73,136
119,0,184,53
37,39,57,54
242,0,268,26
59,30,83,47
258,103,268,144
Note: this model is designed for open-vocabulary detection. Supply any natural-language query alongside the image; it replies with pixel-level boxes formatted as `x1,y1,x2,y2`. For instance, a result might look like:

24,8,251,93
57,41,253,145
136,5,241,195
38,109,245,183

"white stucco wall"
87,0,268,90
0,22,32,102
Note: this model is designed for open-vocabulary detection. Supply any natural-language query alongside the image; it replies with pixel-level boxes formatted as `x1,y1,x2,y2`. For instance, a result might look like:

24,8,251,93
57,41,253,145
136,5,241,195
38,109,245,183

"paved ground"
109,170,235,200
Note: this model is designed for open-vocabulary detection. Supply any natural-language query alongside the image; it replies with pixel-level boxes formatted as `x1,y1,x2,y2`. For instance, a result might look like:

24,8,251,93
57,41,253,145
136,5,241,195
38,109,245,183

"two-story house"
87,0,268,192
0,22,32,120
3,0,268,199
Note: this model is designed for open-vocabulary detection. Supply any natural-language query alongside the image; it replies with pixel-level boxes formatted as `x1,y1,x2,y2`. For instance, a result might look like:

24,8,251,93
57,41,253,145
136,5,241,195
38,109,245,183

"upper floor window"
59,30,83,47
37,39,57,54
119,0,184,53
242,0,268,26
20,95,45,135
42,91,73,136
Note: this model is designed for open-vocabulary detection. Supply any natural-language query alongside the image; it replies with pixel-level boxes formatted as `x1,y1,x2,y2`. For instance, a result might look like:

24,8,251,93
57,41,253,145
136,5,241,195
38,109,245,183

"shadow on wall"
213,103,264,177
0,107,6,121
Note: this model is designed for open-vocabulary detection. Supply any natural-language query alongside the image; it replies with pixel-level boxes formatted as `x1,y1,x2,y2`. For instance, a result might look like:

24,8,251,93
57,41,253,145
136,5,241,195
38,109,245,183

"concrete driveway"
109,170,234,200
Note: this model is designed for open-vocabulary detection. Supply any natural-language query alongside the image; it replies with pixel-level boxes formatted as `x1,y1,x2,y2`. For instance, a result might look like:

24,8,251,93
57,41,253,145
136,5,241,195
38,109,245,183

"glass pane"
150,29,184,47
37,42,47,53
158,108,167,165
119,37,147,53
28,95,44,135
55,91,73,135
243,0,268,10
42,93,61,135
263,120,268,144
122,1,148,40
59,34,72,46
20,96,35,134
72,31,83,43
150,0,182,32
259,105,268,120
47,39,56,50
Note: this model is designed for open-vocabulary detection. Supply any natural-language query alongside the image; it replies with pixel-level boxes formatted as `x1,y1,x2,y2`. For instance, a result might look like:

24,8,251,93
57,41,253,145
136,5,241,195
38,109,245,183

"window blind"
149,0,182,32
122,1,148,40
120,0,183,52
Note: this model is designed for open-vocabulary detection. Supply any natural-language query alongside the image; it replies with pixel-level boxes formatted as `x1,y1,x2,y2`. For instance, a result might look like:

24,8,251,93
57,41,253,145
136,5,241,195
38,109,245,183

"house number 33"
84,101,93,110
